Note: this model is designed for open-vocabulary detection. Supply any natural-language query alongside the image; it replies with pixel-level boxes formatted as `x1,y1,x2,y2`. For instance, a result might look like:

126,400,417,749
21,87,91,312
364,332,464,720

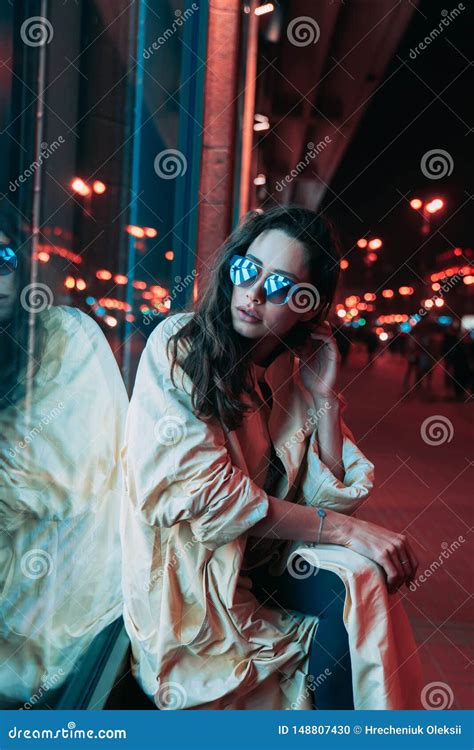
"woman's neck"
250,336,286,368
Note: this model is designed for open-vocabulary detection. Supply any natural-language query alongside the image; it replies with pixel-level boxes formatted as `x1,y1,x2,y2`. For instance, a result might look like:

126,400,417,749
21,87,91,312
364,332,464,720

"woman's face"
0,233,17,323
230,228,317,342
0,271,16,322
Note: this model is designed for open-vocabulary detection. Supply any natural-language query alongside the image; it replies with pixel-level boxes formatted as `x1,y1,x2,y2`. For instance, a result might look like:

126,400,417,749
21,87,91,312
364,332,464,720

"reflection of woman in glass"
0,210,128,708
121,206,422,710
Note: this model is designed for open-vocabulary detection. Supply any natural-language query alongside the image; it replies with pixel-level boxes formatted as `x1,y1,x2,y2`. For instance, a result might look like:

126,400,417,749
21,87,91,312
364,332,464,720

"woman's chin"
230,310,261,337
232,319,265,339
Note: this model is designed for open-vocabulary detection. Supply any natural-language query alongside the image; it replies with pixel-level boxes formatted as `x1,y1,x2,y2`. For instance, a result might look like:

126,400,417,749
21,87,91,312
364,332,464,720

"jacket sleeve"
0,306,129,528
121,314,270,551
295,418,375,516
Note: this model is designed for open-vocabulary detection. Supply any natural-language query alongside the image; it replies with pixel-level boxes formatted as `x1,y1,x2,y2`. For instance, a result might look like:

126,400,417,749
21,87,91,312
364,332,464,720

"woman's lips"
237,307,262,324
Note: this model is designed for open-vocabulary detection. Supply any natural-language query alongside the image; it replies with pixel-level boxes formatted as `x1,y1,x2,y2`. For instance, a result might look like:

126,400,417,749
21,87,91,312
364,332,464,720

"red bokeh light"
92,180,106,194
71,178,91,196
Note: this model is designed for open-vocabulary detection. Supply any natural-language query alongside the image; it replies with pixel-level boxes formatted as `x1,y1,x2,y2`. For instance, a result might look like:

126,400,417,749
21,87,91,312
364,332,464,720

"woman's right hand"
325,510,419,593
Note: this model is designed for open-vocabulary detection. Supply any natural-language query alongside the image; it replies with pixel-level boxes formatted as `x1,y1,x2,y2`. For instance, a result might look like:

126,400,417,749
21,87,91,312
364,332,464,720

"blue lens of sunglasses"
229,255,294,305
0,245,18,276
229,255,259,286
263,273,294,304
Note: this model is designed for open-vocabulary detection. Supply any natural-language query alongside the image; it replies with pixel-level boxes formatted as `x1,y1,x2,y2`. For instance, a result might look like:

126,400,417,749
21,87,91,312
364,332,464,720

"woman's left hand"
296,321,341,399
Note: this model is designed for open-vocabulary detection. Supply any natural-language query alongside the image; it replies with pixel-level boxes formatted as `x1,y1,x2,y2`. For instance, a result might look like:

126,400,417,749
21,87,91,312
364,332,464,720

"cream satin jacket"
0,306,128,707
120,312,423,710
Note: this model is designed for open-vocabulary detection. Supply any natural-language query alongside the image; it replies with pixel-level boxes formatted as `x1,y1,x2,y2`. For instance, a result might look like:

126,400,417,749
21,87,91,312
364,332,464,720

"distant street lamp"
368,238,382,250
92,180,106,195
71,177,107,215
425,198,444,214
357,237,383,267
71,178,90,196
357,237,383,252
362,238,382,270
410,196,444,235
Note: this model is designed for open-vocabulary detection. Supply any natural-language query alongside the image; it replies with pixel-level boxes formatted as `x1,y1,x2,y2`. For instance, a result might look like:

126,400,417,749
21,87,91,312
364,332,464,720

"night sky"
322,0,472,290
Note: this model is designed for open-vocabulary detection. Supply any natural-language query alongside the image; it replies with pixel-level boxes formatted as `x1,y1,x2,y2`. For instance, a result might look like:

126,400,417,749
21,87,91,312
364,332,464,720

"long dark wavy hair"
167,205,341,431
0,207,45,409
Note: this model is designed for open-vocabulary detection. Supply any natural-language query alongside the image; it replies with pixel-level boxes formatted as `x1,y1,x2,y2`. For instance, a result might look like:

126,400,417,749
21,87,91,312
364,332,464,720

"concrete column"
196,0,242,284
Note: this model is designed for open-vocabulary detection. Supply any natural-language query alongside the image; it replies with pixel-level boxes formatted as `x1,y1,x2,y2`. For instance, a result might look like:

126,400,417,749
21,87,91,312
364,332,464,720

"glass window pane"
0,0,204,709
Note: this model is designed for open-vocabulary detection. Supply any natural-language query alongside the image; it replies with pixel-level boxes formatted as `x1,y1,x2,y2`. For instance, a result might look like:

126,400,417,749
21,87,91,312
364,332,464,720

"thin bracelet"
316,508,326,544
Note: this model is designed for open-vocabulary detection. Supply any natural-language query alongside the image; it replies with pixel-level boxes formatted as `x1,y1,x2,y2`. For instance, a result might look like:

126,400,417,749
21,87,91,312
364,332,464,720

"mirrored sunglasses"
228,254,298,305
0,243,18,276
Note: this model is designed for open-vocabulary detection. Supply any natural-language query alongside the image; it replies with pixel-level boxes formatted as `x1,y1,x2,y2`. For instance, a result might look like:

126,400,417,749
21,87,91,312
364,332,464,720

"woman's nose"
246,279,265,304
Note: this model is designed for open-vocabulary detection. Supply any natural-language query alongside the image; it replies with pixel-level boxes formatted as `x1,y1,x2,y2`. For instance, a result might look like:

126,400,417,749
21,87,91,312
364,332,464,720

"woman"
0,209,128,707
120,206,423,710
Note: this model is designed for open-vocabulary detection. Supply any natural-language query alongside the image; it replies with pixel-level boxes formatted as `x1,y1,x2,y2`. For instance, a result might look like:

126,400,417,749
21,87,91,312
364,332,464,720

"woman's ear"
300,307,326,328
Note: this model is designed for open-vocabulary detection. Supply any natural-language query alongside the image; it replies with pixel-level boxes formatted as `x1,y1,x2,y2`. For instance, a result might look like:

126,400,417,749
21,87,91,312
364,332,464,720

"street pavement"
338,343,473,709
